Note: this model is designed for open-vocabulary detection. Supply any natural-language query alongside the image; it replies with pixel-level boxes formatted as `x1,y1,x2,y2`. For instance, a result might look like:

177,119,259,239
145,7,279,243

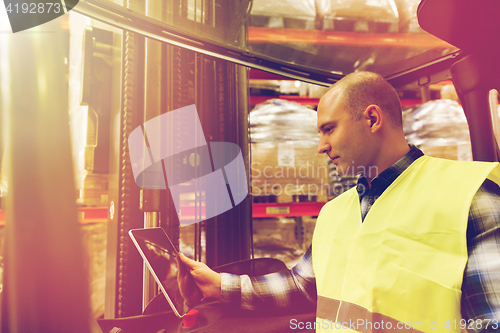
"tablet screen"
129,228,186,316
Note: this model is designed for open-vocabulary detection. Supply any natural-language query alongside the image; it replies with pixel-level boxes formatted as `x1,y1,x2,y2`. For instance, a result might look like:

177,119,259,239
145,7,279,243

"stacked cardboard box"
322,0,399,32
253,217,317,268
249,0,429,34
251,142,330,200
250,99,329,202
251,0,317,29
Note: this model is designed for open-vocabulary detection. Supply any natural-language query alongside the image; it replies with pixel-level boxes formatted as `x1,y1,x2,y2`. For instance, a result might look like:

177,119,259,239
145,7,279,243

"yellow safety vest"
312,155,500,333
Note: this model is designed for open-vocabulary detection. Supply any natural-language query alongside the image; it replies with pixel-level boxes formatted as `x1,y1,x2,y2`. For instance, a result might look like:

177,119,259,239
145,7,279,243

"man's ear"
363,105,383,133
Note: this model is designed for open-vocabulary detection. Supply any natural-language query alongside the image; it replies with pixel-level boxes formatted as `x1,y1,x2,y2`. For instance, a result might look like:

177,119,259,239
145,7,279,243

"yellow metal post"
1,17,91,332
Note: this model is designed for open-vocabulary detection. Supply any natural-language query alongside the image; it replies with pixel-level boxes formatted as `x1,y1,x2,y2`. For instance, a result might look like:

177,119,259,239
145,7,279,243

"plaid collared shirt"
220,146,500,331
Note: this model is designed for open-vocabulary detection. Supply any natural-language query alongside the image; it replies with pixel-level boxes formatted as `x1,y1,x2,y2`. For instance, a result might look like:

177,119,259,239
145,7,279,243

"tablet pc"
128,227,197,318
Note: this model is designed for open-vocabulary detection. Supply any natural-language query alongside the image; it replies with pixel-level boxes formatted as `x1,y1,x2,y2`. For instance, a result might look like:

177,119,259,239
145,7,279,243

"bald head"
327,72,403,128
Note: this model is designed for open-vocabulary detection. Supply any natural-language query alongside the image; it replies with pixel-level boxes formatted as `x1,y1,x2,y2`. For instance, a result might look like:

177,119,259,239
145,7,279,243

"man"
179,72,500,332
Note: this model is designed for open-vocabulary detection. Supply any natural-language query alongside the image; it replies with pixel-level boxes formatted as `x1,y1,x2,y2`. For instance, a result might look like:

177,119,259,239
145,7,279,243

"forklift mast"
104,0,252,318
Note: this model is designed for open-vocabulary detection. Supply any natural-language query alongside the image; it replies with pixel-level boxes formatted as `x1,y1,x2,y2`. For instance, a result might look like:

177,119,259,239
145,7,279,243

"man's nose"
317,137,330,154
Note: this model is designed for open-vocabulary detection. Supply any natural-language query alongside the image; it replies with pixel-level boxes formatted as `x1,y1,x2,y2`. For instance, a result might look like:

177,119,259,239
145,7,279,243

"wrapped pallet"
250,0,317,29
253,216,317,267
403,99,472,161
394,0,424,33
250,99,329,202
315,0,331,17
323,0,399,32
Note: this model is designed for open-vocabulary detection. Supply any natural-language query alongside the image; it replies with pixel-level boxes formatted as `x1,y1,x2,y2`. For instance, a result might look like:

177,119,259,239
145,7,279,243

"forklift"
1,0,499,332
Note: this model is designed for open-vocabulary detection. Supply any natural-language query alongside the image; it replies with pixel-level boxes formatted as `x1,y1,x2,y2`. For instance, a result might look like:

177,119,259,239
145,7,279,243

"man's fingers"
176,254,221,300
179,253,199,270
176,256,188,275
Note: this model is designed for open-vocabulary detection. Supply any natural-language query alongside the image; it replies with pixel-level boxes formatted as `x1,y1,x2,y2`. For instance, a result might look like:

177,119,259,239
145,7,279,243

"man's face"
317,87,372,176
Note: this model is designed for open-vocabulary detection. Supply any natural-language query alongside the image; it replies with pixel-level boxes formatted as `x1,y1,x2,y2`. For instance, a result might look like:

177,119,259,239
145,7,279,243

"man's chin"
336,164,348,176
336,163,357,178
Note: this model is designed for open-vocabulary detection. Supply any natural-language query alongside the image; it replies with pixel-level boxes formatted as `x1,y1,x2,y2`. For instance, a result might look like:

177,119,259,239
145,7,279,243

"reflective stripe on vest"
312,156,500,332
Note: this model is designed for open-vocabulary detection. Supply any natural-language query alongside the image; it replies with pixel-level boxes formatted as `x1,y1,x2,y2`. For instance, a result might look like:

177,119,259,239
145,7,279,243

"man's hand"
177,253,221,304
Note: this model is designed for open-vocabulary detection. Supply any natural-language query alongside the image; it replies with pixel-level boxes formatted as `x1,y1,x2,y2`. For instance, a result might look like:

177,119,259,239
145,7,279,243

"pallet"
251,14,317,30
399,19,426,34
322,15,398,33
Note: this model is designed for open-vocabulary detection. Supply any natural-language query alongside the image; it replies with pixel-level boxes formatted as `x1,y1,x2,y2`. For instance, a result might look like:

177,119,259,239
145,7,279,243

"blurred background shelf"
0,202,329,225
253,202,325,218
248,27,455,48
